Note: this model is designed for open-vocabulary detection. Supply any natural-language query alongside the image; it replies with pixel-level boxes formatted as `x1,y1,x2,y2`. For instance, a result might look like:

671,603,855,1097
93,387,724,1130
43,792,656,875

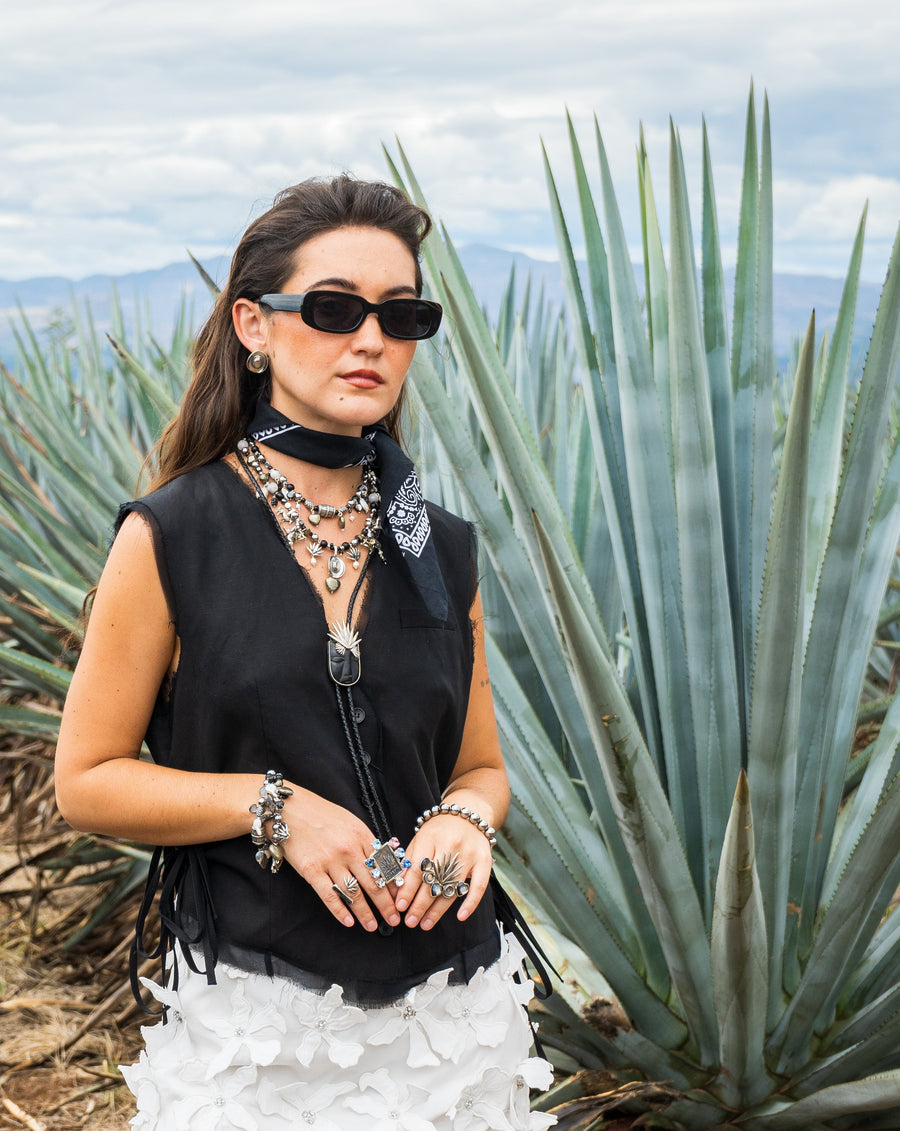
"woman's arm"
56,511,257,842
398,589,509,929
55,511,401,932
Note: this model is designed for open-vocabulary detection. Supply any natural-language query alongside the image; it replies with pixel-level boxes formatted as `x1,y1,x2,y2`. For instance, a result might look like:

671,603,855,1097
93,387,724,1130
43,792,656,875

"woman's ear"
232,298,268,353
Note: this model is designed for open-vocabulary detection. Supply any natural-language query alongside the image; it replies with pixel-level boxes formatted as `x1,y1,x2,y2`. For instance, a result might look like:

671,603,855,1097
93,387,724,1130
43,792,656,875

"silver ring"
343,874,359,899
420,853,465,898
332,884,353,908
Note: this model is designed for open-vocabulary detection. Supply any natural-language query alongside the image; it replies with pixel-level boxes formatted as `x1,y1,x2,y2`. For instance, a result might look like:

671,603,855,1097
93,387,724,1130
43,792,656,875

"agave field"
3,89,900,1128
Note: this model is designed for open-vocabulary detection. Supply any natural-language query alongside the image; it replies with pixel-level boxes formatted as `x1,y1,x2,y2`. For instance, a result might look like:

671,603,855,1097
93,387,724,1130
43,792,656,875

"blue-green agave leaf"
793,220,900,954
770,767,900,1073
668,121,743,916
710,770,770,1108
748,311,815,1023
0,644,72,697
532,509,718,1064
803,207,868,642
700,121,742,752
0,703,61,740
741,1071,900,1129
595,121,699,883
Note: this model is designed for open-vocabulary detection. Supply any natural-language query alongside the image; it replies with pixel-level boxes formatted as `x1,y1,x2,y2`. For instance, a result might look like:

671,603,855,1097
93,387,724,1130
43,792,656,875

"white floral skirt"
121,932,556,1130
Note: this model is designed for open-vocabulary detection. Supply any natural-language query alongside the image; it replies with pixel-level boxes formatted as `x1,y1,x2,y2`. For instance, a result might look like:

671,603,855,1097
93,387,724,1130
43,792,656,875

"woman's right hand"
280,789,401,932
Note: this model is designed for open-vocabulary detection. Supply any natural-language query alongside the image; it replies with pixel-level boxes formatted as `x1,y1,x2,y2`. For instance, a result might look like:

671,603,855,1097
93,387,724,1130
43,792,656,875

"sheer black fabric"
116,459,499,1007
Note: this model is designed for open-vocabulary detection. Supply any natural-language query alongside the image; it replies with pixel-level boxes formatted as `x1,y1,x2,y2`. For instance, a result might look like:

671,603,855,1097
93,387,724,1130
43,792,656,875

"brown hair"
148,175,432,490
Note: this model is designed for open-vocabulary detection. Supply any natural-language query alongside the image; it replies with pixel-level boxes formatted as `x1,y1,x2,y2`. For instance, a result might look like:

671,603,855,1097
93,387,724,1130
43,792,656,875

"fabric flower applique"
497,935,539,1009
171,1063,259,1130
257,1075,354,1128
367,967,456,1068
119,1052,161,1129
445,964,510,1058
451,1058,556,1131
344,1069,436,1131
135,976,196,1063
505,1058,556,1131
196,979,286,1077
288,981,366,1068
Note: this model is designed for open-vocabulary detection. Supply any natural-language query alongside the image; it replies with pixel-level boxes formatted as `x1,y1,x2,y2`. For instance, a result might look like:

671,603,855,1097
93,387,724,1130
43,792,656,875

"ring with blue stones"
363,837,413,888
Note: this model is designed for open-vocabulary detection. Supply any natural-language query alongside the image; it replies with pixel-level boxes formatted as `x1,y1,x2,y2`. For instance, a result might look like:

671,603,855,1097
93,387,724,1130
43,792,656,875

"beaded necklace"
237,437,384,593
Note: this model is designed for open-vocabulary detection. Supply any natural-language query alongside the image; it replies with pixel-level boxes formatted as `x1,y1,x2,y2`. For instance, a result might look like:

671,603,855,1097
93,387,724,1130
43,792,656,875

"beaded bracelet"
414,802,498,848
249,770,293,874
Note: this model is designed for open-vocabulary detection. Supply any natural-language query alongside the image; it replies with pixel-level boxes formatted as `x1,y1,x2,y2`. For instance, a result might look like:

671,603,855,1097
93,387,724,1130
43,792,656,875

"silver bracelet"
414,802,497,847
249,770,293,874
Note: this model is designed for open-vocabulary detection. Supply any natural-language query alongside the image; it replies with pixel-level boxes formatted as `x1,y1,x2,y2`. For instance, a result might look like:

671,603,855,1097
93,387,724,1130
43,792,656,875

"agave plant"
0,295,191,945
389,85,900,1128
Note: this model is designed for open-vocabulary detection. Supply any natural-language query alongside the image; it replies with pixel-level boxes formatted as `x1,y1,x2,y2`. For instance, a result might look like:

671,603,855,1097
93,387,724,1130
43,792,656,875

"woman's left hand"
396,814,494,929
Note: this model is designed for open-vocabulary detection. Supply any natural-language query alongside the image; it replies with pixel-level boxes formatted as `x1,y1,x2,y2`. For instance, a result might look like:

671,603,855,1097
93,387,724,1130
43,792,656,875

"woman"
55,176,555,1129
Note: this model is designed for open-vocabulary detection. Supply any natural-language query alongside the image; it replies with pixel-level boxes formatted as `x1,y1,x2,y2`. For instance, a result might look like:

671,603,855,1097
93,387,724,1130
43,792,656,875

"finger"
404,854,467,929
356,843,406,925
401,855,440,927
397,840,440,918
418,887,460,930
457,859,491,922
329,874,383,932
394,855,426,912
352,862,404,926
310,874,358,929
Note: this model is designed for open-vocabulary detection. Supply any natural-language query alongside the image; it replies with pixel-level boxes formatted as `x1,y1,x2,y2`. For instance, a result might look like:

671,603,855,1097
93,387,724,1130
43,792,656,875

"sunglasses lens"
308,293,365,333
379,300,420,339
381,300,441,340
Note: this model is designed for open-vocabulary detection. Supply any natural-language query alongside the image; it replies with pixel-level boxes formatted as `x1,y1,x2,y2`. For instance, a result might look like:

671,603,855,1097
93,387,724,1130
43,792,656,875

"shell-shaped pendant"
328,555,346,579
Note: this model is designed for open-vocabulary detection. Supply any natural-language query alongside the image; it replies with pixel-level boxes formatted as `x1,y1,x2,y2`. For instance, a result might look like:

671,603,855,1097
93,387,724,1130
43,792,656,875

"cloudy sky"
2,0,898,284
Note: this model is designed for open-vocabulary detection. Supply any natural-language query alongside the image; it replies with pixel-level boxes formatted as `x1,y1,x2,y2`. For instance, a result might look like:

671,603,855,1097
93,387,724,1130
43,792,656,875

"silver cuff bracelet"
249,769,293,874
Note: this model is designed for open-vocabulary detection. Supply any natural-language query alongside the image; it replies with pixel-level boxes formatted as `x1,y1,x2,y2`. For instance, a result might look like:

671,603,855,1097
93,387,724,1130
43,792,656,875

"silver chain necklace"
237,437,384,593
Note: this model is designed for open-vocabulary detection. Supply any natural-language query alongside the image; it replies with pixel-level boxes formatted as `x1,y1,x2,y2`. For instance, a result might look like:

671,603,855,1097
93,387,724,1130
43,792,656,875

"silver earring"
246,350,269,374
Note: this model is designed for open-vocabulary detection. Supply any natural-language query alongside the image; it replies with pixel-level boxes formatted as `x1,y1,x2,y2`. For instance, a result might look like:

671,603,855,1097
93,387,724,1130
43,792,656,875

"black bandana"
247,400,448,621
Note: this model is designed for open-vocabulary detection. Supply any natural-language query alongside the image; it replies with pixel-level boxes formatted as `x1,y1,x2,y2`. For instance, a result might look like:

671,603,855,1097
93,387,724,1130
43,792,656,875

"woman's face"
241,225,419,435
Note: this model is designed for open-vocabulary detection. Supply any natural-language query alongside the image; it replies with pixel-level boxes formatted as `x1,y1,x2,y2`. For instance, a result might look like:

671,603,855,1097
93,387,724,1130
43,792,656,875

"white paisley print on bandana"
386,470,432,558
121,933,557,1130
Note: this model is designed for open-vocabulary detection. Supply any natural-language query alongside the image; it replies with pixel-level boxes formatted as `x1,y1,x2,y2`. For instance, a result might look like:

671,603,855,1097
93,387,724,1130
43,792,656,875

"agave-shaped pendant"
327,619,362,686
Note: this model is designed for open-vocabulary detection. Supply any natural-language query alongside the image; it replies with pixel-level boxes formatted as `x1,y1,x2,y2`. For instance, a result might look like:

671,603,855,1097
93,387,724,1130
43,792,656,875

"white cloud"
0,0,897,279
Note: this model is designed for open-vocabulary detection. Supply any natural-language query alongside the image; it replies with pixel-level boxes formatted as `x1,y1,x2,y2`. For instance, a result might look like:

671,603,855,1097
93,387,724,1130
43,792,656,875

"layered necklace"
237,436,384,594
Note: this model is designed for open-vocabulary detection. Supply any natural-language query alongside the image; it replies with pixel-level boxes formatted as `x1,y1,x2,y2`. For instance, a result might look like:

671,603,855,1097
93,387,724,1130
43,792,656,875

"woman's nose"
350,311,385,353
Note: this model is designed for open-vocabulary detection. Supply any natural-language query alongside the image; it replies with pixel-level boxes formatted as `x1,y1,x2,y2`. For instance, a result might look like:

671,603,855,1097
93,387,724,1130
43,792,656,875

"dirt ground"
0,931,143,1130
0,790,144,1131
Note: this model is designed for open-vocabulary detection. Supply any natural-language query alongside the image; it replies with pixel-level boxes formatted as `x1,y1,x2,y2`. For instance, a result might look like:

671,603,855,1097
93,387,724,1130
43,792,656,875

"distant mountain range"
0,245,882,375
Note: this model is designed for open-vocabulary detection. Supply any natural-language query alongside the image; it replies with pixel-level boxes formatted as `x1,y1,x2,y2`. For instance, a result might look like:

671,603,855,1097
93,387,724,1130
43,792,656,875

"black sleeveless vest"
118,460,500,1004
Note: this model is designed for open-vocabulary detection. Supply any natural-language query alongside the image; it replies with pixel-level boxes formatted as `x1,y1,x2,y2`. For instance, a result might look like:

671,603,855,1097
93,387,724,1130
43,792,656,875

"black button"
361,751,372,766
378,922,394,936
352,706,366,724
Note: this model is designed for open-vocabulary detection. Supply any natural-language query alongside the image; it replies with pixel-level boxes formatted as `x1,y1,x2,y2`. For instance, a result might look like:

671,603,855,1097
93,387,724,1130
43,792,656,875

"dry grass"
1,737,145,1131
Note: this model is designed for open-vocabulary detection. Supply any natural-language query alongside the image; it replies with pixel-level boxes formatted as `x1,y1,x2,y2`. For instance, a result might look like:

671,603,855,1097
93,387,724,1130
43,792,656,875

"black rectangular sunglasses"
259,291,443,341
